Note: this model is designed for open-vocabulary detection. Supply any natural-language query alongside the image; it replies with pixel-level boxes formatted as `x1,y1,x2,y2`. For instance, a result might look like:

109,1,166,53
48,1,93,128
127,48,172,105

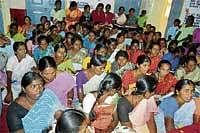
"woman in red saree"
152,60,177,95
148,43,162,73
128,39,144,64
91,3,105,24
122,55,150,95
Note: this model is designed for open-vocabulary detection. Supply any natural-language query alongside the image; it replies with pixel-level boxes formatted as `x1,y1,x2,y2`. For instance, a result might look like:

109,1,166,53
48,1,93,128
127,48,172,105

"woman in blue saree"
7,72,63,133
158,79,200,132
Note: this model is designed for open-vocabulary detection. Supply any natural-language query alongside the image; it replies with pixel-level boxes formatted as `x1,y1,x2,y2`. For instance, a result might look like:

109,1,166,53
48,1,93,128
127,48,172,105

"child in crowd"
33,35,54,63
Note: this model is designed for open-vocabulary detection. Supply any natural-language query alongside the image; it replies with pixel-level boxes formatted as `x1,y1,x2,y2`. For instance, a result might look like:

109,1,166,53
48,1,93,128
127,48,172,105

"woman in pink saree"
117,75,158,133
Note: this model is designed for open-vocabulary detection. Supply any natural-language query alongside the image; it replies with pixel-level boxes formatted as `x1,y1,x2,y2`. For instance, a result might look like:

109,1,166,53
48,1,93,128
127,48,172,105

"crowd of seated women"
1,0,200,133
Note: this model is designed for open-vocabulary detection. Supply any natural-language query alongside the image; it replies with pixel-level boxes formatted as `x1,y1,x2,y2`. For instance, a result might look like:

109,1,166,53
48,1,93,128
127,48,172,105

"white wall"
0,0,11,33
8,0,26,9
140,0,154,14
141,0,172,35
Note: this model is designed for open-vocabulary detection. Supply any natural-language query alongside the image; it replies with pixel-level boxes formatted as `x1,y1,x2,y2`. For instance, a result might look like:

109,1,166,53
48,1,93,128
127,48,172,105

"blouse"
7,102,28,132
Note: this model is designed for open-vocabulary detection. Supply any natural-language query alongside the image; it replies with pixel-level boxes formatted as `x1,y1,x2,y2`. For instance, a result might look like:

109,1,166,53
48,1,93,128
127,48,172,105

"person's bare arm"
165,117,175,132
77,87,84,103
14,129,25,133
67,89,74,107
174,31,181,40
147,113,157,133
109,109,119,131
194,114,200,123
4,71,13,103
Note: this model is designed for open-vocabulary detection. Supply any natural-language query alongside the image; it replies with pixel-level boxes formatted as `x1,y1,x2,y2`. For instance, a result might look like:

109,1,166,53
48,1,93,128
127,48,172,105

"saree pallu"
91,104,116,132
22,89,63,133
174,99,196,128
128,50,144,64
129,96,158,133
116,14,127,25
149,55,161,73
155,99,196,133
115,62,135,77
155,73,177,95
68,48,88,64
122,70,137,94
65,8,82,29
154,107,166,133
83,73,106,95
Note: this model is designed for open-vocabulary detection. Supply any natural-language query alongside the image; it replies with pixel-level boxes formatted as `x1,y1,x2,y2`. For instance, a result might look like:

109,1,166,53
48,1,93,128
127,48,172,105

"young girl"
128,39,144,64
22,16,35,39
82,44,108,70
148,43,161,73
5,42,36,102
33,35,54,63
122,55,151,95
116,32,126,51
111,50,135,77
76,55,107,102
105,38,117,57
50,0,65,23
67,36,88,71
83,30,97,56
53,43,75,74
152,60,177,95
